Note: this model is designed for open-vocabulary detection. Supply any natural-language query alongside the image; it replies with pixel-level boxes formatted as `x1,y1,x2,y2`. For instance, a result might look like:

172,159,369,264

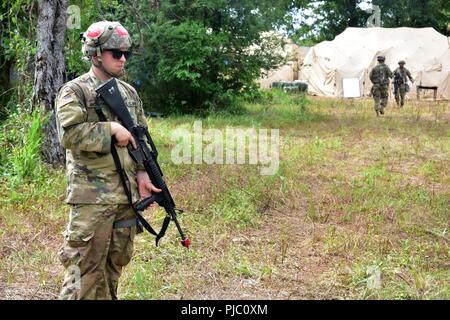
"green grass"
0,92,448,299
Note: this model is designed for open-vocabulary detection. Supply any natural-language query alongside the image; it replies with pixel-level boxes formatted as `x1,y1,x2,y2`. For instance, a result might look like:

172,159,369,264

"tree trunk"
33,0,68,166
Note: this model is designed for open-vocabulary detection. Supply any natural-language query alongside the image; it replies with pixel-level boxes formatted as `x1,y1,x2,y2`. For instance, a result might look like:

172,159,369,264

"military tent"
299,27,450,100
258,36,310,89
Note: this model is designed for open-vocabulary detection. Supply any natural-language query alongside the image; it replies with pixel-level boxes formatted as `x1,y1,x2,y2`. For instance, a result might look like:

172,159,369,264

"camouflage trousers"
394,84,408,107
58,204,137,300
371,84,389,112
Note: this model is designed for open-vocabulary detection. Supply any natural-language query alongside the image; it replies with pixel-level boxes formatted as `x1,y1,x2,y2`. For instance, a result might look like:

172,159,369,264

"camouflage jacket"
393,67,413,85
55,68,147,204
369,63,393,86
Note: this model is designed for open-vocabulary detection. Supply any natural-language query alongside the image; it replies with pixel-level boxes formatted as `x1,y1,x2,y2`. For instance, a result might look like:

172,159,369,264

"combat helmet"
80,21,131,61
398,60,406,65
377,55,386,62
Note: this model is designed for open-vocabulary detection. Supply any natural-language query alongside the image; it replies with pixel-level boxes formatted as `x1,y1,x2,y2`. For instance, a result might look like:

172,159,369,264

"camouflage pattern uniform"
369,56,393,116
393,61,413,107
56,21,147,300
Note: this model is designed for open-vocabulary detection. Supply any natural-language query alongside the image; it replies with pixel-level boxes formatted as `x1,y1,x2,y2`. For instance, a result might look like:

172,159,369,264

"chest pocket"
85,96,115,122
82,85,138,124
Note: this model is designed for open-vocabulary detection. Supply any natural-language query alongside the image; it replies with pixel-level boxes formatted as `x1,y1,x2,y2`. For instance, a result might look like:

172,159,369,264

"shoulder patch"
63,94,74,103
57,92,76,108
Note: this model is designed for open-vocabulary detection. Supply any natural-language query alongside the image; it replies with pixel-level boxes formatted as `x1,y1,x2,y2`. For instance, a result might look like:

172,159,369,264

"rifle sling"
94,102,162,240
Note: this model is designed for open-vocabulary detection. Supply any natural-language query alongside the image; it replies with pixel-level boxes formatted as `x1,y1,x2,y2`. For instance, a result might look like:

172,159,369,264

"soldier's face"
100,47,128,76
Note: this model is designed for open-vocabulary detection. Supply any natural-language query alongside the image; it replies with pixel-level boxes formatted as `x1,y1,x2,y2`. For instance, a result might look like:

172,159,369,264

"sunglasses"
105,49,132,60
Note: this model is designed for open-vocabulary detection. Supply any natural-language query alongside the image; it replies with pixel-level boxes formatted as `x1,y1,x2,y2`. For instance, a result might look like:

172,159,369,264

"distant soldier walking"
393,60,414,107
369,55,393,116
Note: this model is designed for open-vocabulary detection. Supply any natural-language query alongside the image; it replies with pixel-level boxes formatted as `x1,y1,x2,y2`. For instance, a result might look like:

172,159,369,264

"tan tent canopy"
258,34,310,89
299,27,450,100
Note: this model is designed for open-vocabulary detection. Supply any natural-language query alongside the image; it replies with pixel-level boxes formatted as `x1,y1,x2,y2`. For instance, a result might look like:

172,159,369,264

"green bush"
124,0,291,114
0,108,46,188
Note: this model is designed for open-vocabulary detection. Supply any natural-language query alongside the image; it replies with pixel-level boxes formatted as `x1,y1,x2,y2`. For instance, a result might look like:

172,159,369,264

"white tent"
299,27,450,100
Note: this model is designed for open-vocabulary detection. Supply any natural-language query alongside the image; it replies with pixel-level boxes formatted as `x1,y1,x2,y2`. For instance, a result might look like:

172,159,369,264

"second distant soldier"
393,60,414,107
369,55,393,116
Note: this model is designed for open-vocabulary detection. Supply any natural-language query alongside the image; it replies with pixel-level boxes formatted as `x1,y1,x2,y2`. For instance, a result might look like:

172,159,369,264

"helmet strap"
96,46,102,63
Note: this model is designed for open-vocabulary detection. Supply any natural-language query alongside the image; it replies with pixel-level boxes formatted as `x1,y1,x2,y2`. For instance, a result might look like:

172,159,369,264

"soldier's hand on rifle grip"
111,122,137,148
137,171,162,206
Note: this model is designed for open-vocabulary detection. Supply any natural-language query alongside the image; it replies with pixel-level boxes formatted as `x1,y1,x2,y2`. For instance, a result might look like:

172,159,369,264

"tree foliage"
289,0,369,45
60,0,295,113
290,0,450,45
0,0,37,119
123,0,294,113
373,0,450,33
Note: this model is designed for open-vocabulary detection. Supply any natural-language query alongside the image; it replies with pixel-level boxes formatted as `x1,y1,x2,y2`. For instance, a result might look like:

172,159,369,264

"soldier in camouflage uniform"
393,60,414,108
55,21,161,300
369,55,393,116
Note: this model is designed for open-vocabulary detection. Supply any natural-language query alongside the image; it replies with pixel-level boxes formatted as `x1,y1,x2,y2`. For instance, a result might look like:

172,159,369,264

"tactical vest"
371,64,390,85
394,68,408,85
56,70,144,205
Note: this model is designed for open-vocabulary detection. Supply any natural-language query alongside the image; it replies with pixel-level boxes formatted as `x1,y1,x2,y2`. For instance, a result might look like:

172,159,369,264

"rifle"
95,78,190,248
